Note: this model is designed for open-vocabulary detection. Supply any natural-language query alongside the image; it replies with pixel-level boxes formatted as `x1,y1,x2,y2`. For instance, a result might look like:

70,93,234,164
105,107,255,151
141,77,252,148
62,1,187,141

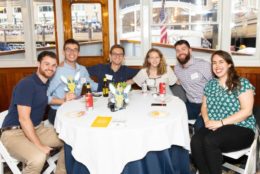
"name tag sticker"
80,77,86,84
190,72,199,80
105,74,113,80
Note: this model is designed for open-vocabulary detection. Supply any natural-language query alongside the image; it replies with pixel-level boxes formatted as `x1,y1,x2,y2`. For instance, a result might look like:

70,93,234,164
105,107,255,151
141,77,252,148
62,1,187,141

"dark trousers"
185,101,201,120
48,108,57,125
185,101,204,132
191,125,254,174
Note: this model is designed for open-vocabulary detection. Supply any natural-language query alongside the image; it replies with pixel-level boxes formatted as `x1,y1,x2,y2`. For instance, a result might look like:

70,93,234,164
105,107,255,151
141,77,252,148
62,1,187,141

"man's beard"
39,68,54,79
177,52,191,65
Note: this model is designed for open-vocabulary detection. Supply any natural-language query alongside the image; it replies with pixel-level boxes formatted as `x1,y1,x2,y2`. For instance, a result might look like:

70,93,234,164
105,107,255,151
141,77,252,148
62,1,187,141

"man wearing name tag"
87,44,138,91
174,40,212,129
47,39,98,125
62,44,139,173
1,51,66,174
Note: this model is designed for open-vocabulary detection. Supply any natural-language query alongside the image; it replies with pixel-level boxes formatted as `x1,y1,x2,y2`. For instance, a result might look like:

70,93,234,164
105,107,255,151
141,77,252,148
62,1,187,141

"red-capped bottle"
85,83,93,110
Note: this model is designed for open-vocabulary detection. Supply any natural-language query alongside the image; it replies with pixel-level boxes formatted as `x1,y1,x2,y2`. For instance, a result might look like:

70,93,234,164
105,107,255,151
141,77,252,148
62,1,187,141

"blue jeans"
185,101,204,132
185,101,201,120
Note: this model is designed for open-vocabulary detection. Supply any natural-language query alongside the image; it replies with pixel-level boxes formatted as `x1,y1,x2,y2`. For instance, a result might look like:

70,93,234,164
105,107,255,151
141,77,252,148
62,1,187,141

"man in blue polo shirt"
1,51,66,174
87,44,138,91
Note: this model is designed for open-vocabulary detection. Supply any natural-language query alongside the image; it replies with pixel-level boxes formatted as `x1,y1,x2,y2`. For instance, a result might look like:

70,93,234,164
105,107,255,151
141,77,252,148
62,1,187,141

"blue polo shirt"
2,73,48,127
87,64,138,92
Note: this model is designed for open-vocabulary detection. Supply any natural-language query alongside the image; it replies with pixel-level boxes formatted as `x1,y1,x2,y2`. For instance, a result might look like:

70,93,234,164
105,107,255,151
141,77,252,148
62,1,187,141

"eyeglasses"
111,52,124,57
65,48,79,53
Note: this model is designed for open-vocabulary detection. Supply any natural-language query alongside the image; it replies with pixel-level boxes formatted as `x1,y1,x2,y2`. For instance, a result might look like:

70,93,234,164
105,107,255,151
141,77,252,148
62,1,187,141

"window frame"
114,0,260,66
0,0,57,68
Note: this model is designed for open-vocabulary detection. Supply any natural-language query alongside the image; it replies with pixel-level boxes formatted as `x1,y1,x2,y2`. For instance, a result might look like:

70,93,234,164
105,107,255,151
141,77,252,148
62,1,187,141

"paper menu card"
91,116,112,128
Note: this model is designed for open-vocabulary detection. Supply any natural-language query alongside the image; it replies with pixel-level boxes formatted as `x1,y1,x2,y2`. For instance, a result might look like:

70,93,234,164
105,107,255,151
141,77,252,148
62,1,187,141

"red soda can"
159,82,166,95
85,93,93,110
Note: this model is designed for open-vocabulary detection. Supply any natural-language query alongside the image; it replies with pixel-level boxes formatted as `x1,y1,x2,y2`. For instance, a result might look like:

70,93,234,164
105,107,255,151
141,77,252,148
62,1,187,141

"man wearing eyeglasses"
87,44,138,92
47,38,98,125
62,44,138,174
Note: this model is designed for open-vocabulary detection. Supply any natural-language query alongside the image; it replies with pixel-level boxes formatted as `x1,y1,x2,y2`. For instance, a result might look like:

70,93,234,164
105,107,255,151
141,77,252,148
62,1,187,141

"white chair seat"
222,147,250,160
188,119,196,125
222,132,258,174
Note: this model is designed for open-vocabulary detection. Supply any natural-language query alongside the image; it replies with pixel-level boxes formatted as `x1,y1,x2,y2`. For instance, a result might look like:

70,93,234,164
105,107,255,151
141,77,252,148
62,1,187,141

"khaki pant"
1,124,66,174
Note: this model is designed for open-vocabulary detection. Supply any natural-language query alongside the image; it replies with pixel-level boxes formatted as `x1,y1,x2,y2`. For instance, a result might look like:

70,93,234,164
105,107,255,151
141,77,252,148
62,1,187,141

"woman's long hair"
211,50,241,91
143,48,167,76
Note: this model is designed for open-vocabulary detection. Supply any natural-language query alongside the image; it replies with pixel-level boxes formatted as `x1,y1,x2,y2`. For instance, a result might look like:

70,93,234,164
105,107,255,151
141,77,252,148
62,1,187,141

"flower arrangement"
60,72,81,93
109,82,131,111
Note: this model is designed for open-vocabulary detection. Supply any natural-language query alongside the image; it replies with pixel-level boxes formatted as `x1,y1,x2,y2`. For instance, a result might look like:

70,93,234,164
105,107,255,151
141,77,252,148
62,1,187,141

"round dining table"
55,90,190,174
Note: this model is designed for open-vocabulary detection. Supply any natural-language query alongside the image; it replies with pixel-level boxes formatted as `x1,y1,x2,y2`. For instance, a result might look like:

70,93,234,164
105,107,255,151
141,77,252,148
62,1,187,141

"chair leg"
42,152,59,174
223,162,244,174
0,160,4,174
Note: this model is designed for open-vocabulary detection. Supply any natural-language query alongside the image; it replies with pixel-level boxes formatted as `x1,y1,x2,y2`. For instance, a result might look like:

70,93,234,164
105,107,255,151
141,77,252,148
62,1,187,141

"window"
0,0,56,68
71,3,103,56
34,1,56,50
230,0,258,56
151,0,218,58
0,2,25,53
39,6,53,12
116,0,260,66
0,7,6,14
13,7,21,13
118,0,141,58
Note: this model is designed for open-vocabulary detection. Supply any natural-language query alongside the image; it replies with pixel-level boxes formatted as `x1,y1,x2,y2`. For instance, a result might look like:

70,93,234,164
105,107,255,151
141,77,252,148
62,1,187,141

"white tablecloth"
55,90,190,174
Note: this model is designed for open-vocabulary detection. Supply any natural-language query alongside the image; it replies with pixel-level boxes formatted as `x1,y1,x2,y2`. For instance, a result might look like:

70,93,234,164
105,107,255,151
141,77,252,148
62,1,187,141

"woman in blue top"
191,50,256,174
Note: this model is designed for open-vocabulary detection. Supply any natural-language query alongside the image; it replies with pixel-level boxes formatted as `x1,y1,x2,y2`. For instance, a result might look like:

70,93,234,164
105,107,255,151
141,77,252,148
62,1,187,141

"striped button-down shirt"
174,57,212,103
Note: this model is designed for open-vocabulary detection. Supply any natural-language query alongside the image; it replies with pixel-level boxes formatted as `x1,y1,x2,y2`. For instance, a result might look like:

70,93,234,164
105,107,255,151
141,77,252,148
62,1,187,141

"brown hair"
211,50,240,91
37,51,56,62
143,48,167,76
174,39,190,48
110,44,125,56
63,38,80,51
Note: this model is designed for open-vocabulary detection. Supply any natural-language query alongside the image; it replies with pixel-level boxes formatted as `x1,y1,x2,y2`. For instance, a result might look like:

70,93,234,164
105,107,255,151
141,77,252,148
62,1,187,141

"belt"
1,125,21,133
1,122,43,133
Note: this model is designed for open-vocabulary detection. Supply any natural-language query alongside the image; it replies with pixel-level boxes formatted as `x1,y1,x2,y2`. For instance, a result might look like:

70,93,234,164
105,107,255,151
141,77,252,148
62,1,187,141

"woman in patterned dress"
190,50,256,174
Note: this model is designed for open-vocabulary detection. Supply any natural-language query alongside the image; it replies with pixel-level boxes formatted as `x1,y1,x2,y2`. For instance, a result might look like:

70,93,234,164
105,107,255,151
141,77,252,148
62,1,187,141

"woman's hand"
205,120,222,131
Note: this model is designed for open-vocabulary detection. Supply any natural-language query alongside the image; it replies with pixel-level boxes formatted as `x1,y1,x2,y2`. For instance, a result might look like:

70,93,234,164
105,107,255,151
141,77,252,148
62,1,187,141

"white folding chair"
0,110,21,174
188,119,196,125
0,110,59,174
222,131,258,174
43,151,60,174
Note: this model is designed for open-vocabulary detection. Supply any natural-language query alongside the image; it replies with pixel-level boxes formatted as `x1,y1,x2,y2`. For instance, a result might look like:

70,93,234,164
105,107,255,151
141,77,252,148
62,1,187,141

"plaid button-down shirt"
174,57,212,103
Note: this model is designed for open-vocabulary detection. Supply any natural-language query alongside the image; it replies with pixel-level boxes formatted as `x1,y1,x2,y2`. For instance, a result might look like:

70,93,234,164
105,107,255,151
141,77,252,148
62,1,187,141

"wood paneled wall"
0,67,36,112
0,67,260,112
236,67,260,106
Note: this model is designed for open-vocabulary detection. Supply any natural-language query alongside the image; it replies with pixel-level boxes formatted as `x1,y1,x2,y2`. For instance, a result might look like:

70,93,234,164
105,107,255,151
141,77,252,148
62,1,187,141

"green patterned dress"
204,77,256,131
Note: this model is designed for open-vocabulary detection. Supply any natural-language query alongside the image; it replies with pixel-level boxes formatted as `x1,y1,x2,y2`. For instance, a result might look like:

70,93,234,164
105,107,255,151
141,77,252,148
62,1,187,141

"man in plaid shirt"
174,40,212,130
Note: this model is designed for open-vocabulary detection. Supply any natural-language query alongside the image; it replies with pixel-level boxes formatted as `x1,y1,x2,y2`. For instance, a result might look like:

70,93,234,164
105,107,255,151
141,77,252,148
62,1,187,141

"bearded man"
174,40,212,122
1,51,66,174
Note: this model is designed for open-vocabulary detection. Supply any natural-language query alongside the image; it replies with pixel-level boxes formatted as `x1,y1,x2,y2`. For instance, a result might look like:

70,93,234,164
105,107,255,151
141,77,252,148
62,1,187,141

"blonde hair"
143,48,167,76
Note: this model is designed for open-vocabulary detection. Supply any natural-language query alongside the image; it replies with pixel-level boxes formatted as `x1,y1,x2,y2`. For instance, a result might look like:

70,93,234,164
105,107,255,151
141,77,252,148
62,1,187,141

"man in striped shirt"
174,40,212,125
